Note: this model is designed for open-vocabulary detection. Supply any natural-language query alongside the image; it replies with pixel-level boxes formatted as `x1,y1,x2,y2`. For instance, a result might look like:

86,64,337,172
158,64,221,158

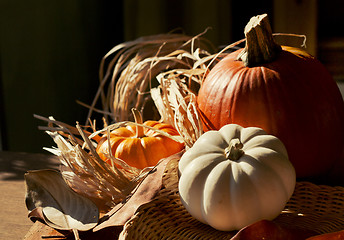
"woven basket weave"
119,157,344,239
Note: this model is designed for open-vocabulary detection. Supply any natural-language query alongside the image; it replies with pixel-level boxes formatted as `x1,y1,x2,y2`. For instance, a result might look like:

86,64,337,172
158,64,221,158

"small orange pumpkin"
96,109,184,169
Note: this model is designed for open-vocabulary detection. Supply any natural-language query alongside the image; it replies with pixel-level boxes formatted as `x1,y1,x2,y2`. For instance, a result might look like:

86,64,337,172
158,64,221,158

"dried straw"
150,42,240,147
86,30,216,124
36,115,147,212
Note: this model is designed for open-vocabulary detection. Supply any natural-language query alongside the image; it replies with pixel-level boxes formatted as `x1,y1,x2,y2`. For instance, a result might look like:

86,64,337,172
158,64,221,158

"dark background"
1,0,343,153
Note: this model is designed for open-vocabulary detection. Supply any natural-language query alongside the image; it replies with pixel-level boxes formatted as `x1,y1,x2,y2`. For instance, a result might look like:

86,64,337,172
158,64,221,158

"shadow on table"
0,151,60,181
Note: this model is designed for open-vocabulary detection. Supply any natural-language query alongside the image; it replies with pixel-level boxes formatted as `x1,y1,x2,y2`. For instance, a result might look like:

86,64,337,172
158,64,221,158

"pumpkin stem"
131,108,145,138
225,138,244,161
237,13,281,67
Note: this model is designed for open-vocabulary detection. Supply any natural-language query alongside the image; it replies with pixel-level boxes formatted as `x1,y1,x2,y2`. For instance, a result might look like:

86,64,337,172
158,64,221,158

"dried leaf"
25,169,99,231
94,152,182,231
27,207,44,221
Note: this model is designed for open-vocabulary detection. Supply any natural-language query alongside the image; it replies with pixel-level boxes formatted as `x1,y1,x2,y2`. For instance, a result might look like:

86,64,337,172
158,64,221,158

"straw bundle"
36,115,147,212
86,30,216,124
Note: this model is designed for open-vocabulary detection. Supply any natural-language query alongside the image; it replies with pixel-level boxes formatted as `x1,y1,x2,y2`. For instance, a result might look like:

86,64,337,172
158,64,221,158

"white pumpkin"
178,124,296,231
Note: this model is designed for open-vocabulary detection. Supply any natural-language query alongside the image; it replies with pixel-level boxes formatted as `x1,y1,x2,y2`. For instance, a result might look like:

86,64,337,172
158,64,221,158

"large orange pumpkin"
197,14,344,178
96,109,184,169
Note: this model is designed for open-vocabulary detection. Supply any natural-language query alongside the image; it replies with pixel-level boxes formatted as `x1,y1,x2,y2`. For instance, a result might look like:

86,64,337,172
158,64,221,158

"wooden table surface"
0,151,60,240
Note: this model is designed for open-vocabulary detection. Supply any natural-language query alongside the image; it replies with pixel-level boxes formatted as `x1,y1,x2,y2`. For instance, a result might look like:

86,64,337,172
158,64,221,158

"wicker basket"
119,157,344,239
